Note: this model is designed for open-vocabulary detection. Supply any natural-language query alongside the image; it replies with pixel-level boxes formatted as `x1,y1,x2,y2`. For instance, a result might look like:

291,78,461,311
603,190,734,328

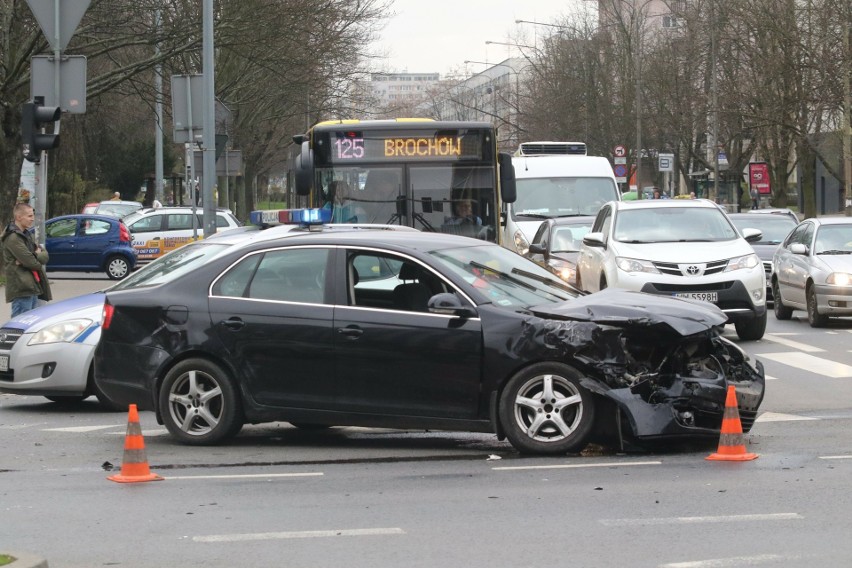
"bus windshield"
295,120,511,244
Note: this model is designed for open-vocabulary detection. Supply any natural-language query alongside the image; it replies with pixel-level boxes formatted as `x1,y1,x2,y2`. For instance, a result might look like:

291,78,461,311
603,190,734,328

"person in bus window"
445,199,482,226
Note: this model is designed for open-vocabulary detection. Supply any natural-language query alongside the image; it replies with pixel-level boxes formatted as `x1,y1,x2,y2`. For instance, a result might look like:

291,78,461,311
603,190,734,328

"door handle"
337,326,363,339
221,317,245,330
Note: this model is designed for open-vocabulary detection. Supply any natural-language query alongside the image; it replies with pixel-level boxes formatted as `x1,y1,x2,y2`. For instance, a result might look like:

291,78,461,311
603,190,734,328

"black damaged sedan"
94,224,765,454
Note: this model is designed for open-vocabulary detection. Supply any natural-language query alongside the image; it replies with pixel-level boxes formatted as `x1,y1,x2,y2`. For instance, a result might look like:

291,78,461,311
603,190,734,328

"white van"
504,141,620,255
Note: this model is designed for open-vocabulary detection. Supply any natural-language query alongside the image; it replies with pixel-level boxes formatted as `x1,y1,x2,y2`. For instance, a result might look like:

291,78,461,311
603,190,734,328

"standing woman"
1,203,52,316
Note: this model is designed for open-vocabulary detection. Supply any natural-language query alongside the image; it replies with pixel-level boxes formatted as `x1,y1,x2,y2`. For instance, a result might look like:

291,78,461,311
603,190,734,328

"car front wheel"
807,283,828,327
159,358,243,445
735,311,767,341
498,362,595,455
106,255,130,280
772,280,793,320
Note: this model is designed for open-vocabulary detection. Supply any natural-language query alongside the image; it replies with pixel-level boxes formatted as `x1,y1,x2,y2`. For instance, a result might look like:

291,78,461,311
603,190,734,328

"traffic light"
21,96,60,163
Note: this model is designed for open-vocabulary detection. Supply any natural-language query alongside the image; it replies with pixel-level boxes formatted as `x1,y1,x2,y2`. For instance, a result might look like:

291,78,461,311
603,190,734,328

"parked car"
728,212,798,303
773,218,852,326
577,199,767,340
0,292,124,409
94,211,765,454
750,208,799,224
122,206,242,262
44,214,137,279
81,202,99,214
93,200,144,218
525,216,595,286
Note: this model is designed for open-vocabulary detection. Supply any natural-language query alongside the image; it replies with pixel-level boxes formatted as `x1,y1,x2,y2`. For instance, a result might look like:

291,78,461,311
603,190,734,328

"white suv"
577,199,767,340
123,207,242,262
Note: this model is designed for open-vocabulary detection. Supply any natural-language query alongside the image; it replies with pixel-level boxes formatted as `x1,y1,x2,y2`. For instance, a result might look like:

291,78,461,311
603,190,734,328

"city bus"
292,119,516,244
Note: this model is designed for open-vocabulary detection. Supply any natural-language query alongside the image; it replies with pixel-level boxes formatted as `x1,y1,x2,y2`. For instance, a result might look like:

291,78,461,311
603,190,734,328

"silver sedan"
773,217,852,326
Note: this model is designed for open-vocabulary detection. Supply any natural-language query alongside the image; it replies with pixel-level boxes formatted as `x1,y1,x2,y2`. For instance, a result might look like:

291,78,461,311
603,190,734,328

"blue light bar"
249,208,332,226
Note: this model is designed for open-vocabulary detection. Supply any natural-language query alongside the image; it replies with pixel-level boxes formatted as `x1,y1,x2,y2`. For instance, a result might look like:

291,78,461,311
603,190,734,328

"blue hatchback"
45,214,137,279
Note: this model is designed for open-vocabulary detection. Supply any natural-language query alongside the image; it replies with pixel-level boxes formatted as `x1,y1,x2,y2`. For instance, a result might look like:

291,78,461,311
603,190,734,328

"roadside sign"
614,156,627,165
614,163,628,182
614,145,627,158
748,162,771,195
31,55,87,113
25,0,91,52
658,153,674,172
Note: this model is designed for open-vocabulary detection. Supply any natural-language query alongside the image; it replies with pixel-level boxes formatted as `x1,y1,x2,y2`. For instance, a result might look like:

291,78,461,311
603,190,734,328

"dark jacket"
1,223,52,303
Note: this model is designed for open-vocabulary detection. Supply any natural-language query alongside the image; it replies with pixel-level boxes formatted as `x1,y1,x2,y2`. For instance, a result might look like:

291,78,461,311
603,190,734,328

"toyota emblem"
686,265,700,275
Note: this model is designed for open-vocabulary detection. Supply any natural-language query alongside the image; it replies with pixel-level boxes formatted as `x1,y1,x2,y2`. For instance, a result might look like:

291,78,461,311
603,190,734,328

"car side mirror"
789,243,808,255
528,243,546,256
428,293,477,318
582,232,606,248
742,228,763,243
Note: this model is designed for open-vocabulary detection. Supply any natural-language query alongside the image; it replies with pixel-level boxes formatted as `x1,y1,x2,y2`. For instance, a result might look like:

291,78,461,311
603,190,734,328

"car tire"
772,280,793,320
735,311,767,341
106,255,130,280
86,365,126,412
599,275,608,290
807,283,828,327
498,362,595,455
159,358,244,445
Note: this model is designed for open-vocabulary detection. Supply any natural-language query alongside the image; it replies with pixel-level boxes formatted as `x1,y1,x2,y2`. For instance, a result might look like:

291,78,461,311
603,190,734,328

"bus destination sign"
323,131,483,163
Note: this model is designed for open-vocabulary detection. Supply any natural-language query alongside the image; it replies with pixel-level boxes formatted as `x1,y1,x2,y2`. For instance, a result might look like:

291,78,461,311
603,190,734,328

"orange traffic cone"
108,404,164,483
706,386,758,461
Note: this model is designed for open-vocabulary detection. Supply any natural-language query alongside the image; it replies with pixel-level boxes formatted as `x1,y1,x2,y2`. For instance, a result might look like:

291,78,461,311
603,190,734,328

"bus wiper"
516,213,550,219
554,213,586,218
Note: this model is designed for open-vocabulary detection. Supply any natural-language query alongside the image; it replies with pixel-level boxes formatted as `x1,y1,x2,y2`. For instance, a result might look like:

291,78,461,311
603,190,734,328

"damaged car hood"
527,288,727,336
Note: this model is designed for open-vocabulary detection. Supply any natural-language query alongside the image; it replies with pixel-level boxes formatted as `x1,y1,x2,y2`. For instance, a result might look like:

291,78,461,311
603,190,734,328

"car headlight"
28,319,93,345
725,253,760,272
513,230,530,255
826,272,852,286
615,257,660,274
547,258,577,283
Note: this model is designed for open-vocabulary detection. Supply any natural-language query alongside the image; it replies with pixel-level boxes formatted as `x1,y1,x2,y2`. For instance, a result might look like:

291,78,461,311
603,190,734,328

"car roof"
47,213,122,223
98,200,141,206
810,217,852,226
611,198,719,210
728,212,797,221
549,216,596,226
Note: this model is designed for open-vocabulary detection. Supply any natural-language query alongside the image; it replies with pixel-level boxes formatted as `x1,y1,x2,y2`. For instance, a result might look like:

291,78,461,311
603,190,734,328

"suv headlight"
615,257,660,274
28,319,93,345
725,253,760,272
827,272,852,286
513,230,530,255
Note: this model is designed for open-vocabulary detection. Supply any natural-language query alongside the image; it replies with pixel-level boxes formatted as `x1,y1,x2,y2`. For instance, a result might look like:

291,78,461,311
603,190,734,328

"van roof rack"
515,141,587,156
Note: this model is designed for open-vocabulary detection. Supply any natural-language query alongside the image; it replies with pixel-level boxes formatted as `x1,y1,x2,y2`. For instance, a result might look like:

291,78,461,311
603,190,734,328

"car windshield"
614,207,738,243
110,242,231,290
552,224,592,252
814,225,852,254
514,177,617,217
730,216,796,244
429,244,576,308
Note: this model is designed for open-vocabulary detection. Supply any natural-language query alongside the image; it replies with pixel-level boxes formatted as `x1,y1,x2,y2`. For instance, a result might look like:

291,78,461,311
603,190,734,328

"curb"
3,552,48,568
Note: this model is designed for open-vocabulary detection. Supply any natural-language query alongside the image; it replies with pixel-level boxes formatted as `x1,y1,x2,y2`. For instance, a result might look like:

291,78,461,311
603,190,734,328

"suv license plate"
674,292,718,302
0,354,8,372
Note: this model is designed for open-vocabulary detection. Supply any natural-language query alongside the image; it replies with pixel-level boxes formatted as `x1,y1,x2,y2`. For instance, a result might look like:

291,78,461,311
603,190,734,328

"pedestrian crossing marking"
755,412,818,423
761,334,825,353
756,352,852,378
43,425,119,433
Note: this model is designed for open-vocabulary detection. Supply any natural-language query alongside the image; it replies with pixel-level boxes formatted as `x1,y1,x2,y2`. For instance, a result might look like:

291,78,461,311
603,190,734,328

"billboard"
748,162,771,195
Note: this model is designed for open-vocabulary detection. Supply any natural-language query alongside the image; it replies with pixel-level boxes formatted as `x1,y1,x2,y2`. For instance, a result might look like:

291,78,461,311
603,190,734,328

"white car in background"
577,199,767,340
0,292,122,409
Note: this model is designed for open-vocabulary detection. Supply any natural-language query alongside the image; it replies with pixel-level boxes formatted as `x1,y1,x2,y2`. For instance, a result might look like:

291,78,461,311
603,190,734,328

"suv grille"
0,328,23,350
654,259,728,276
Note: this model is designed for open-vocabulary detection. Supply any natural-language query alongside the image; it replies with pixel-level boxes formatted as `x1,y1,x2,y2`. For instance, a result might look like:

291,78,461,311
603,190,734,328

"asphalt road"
3,278,852,567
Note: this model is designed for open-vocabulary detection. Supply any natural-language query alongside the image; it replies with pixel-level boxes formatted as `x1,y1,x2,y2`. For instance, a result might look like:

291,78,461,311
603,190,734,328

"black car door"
332,248,483,419
209,246,337,409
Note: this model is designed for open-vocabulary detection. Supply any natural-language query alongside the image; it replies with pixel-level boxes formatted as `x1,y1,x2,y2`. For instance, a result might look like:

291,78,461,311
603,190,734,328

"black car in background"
525,216,595,287
94,221,765,455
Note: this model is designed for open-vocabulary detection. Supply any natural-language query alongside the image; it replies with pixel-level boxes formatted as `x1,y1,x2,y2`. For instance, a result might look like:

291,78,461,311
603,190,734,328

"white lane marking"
0,422,47,430
493,460,661,471
819,455,852,460
755,412,818,423
44,425,122,433
167,472,323,480
764,375,780,381
659,554,792,568
193,527,405,543
108,429,168,437
756,352,852,378
760,334,824,353
599,513,802,527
